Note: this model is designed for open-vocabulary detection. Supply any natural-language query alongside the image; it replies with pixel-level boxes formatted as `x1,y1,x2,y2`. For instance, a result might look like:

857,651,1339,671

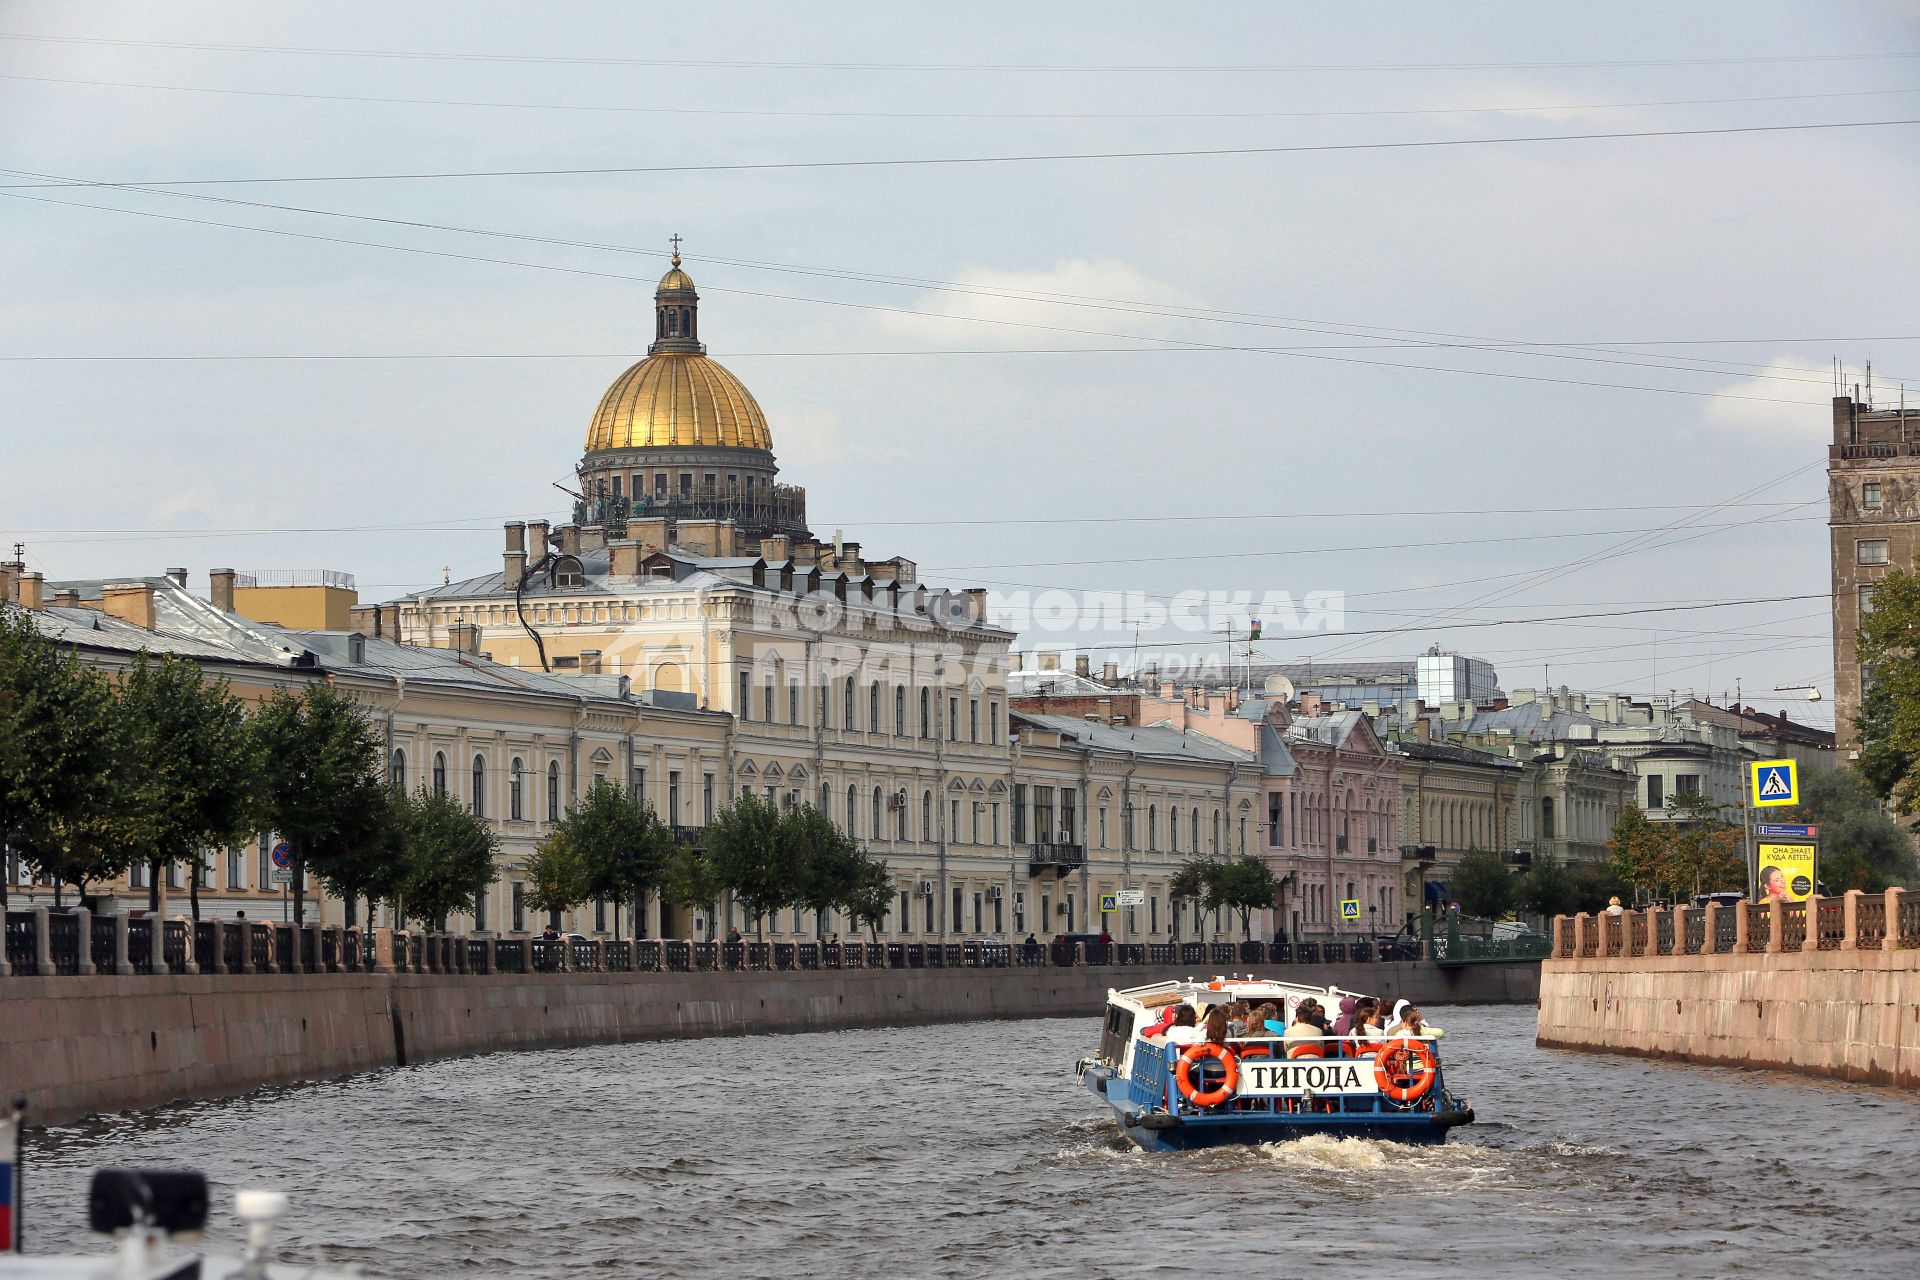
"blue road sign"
1756,823,1818,840
270,841,292,869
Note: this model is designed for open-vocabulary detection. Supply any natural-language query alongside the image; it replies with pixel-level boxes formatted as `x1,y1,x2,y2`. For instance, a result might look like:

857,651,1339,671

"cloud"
1704,357,1835,439
874,259,1202,347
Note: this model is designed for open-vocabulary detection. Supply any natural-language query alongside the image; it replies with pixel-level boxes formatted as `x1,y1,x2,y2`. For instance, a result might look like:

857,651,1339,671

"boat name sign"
1236,1059,1377,1096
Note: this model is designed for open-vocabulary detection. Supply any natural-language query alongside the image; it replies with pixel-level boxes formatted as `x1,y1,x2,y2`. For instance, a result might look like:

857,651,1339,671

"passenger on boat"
1253,1001,1284,1037
1138,1005,1181,1040
1386,1004,1445,1039
1332,996,1359,1036
1202,1006,1232,1045
1156,1005,1203,1046
1345,998,1385,1052
1225,1001,1250,1036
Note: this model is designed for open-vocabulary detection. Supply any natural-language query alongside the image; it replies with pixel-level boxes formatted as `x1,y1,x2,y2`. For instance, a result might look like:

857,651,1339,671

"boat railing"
1133,1036,1446,1119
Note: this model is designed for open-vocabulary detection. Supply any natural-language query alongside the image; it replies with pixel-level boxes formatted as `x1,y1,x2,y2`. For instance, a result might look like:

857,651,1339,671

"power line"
4,30,1916,73
7,117,1917,189
11,69,1920,121
0,186,1844,408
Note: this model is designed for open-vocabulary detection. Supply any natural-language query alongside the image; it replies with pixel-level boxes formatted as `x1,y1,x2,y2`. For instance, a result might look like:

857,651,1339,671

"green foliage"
250,683,388,925
396,786,499,929
842,851,894,941
1567,860,1629,914
789,803,860,933
1216,855,1282,938
1855,568,1920,814
1608,799,1744,901
705,791,801,929
1451,848,1515,920
524,778,670,933
1515,851,1579,920
660,840,719,922
116,654,262,916
0,609,132,903
1780,765,1917,891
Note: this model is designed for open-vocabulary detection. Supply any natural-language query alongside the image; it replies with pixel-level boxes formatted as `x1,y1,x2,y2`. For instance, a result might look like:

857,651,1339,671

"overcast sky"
5,1,1919,726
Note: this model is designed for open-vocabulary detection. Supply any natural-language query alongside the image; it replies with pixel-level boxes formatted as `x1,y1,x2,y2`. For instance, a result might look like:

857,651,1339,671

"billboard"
1756,843,1816,902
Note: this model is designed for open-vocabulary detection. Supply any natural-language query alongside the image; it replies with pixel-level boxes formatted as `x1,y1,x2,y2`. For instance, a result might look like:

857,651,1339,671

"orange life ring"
1175,1042,1239,1108
1372,1036,1437,1103
1285,1039,1325,1059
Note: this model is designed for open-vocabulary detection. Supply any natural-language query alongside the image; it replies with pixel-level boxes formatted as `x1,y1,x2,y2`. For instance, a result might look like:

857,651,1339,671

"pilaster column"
483,937,497,975
370,927,393,972
1672,904,1691,955
177,918,199,975
1843,889,1862,950
1572,912,1589,958
32,906,52,974
1884,888,1905,952
1731,903,1749,953
115,913,134,975
1765,899,1783,954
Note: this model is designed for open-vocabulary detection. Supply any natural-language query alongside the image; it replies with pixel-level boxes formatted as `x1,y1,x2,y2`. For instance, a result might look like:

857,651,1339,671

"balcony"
1027,842,1086,879
670,824,706,848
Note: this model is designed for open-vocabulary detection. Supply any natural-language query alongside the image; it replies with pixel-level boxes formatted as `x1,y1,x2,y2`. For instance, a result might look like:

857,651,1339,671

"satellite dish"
1264,674,1295,700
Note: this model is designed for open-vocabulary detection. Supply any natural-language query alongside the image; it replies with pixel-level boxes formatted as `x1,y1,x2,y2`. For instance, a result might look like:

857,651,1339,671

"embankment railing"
1548,889,1917,965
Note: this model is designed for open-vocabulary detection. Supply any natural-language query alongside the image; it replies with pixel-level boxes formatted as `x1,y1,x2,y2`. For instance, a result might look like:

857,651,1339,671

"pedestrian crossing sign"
1099,893,1118,913
1340,899,1360,921
1750,759,1798,808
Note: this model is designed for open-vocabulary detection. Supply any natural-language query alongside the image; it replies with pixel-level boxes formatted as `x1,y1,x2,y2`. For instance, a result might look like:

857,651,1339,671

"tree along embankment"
3,961,1537,1125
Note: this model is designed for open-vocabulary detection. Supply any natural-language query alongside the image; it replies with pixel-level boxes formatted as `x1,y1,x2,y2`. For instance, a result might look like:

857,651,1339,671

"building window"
872,787,884,837
952,886,963,934
1646,775,1663,809
920,687,932,738
227,844,245,891
390,749,406,792
474,885,488,932
1541,797,1555,840
1863,481,1883,509
509,759,524,820
1861,585,1877,616
1148,804,1158,851
922,791,933,840
870,683,881,730
668,770,682,822
512,881,525,933
547,761,560,822
989,699,1000,744
844,679,856,730
703,773,715,823
1858,539,1890,565
789,681,800,725
1012,784,1027,843
895,686,906,735
432,752,447,797
948,696,959,741
471,756,486,817
848,785,860,836
739,670,751,717
763,679,775,722
1675,774,1701,797
1170,807,1179,851
951,798,961,840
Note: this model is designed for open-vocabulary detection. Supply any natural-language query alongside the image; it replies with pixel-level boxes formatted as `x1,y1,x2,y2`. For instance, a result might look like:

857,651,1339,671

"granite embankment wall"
1536,892,1920,1088
4,961,1535,1124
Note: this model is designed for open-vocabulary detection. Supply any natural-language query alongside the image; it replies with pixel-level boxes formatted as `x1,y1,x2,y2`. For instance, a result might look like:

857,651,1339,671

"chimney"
1010,652,1023,672
165,568,188,588
965,587,988,621
608,540,644,577
629,517,671,552
1416,717,1432,743
1074,653,1090,678
578,524,607,553
17,573,45,610
580,649,604,675
556,524,582,555
792,541,821,569
504,520,526,553
1299,691,1323,717
101,582,157,630
1039,652,1061,672
0,561,15,603
527,520,552,557
209,568,236,613
1102,658,1118,685
380,604,401,638
504,548,527,586
867,559,899,584
446,621,481,655
759,535,791,563
53,588,80,609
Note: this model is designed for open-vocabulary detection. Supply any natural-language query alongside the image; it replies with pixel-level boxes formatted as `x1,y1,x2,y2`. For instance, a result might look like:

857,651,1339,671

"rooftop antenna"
1867,357,1874,408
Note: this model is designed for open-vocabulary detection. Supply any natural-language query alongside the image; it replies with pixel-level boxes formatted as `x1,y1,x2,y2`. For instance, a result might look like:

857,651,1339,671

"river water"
21,1006,1920,1277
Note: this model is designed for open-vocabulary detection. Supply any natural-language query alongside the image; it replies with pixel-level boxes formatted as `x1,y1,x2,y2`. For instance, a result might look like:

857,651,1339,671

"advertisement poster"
1756,843,1816,901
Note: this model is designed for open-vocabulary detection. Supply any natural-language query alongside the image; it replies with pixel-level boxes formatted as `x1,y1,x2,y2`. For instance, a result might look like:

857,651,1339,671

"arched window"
847,784,860,836
1148,804,1158,851
509,758,524,821
844,679,856,729
471,755,486,817
547,761,560,822
920,687,931,738
872,787,884,836
922,790,934,840
895,686,906,735
896,797,908,841
390,749,406,792
432,752,447,797
1170,807,1179,851
869,683,880,730
1191,807,1200,851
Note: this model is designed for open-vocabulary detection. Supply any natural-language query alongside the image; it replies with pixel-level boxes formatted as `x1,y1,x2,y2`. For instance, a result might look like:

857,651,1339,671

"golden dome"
657,264,695,292
584,351,773,452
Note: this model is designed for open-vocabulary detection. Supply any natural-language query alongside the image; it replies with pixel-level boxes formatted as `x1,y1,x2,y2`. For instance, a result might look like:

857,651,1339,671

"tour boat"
1076,976,1475,1152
